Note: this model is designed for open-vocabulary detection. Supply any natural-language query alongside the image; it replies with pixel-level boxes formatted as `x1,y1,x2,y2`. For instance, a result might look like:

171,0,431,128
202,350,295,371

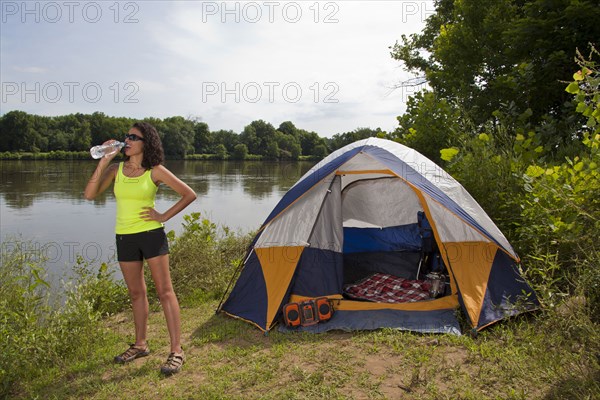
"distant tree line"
0,111,384,160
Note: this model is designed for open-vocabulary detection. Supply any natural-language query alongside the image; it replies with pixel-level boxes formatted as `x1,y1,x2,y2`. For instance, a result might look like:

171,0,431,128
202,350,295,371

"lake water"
0,159,314,278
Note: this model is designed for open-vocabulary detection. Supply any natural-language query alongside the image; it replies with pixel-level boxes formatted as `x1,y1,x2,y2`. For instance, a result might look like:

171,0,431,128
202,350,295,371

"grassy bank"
2,214,599,399
8,299,600,399
0,150,91,160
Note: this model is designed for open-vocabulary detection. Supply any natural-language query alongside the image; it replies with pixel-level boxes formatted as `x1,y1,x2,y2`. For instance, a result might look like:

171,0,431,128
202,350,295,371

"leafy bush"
438,46,600,317
167,212,253,303
442,128,524,235
519,134,599,276
517,47,600,312
69,256,130,317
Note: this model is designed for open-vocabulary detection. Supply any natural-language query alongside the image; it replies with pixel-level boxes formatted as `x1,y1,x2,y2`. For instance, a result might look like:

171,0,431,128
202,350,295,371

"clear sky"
1,1,433,137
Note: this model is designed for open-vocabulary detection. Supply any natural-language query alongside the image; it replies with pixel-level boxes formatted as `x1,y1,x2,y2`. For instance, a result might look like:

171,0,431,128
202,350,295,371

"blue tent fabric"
278,309,461,335
417,210,434,253
477,250,540,328
291,248,344,297
221,251,269,328
343,224,422,253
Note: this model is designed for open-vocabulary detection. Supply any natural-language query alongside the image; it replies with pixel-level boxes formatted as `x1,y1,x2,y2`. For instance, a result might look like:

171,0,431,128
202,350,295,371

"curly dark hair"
127,122,164,169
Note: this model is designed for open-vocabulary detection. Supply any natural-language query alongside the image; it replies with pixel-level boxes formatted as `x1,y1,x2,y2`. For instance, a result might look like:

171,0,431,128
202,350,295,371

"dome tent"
218,138,538,334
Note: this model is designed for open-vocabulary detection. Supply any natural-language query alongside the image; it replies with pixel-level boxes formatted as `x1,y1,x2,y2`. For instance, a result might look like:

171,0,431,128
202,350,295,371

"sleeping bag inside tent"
218,138,538,334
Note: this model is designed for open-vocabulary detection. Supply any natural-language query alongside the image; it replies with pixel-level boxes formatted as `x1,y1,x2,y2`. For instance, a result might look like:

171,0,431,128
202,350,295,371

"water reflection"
1,160,97,207
0,159,314,208
0,159,315,275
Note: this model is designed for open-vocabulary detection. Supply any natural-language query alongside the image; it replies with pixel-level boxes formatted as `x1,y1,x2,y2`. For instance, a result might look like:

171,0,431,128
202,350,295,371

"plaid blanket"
344,273,431,303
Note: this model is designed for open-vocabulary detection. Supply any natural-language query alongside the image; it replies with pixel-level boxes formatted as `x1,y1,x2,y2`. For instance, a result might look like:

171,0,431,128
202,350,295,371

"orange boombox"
282,297,334,327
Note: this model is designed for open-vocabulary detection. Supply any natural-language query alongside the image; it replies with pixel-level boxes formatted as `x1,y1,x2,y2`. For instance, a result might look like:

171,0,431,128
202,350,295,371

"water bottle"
90,142,125,159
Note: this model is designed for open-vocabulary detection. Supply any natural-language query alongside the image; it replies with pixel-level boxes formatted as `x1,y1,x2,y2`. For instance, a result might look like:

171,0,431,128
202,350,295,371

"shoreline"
0,151,321,161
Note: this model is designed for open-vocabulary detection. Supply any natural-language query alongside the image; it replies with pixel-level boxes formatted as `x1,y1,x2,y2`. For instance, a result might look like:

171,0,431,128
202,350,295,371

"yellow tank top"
114,162,163,234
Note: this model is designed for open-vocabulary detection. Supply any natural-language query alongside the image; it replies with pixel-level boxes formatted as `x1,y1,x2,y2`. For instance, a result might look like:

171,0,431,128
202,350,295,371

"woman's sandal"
114,343,150,364
160,350,185,376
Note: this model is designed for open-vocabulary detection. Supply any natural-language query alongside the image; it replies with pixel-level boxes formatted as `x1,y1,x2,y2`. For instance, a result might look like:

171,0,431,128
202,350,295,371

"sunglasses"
124,134,145,142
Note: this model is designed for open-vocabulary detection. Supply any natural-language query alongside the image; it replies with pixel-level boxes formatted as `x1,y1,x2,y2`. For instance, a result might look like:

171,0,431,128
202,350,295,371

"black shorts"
116,227,169,262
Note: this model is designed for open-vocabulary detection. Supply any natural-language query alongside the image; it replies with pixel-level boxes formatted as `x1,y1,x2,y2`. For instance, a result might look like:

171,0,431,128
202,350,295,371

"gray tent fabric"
308,175,343,251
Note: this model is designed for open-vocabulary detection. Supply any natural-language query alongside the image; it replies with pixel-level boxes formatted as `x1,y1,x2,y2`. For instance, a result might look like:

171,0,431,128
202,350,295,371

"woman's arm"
140,165,197,223
83,143,120,200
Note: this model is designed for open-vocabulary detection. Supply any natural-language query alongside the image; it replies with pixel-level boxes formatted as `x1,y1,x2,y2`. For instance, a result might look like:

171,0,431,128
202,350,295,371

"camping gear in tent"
218,138,538,334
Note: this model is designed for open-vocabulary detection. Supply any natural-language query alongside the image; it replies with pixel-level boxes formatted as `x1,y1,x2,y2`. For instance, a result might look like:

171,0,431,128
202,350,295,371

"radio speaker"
282,297,335,327
315,297,333,321
283,302,301,327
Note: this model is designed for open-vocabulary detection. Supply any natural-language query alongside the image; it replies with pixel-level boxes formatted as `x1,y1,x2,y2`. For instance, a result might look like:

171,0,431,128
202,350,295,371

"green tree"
193,121,212,154
313,144,328,159
55,114,92,151
390,91,461,164
391,0,600,146
265,141,280,160
329,127,384,152
289,141,301,159
0,111,35,151
89,112,132,146
160,116,195,158
278,121,298,137
29,115,50,152
517,47,600,307
298,130,327,156
0,114,332,158
215,144,228,159
275,131,301,160
240,120,277,156
213,129,240,153
232,143,248,160
71,120,92,151
47,129,69,151
239,125,259,154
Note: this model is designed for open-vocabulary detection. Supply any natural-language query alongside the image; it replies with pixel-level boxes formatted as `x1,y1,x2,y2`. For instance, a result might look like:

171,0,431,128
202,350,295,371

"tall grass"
0,214,251,398
0,241,128,398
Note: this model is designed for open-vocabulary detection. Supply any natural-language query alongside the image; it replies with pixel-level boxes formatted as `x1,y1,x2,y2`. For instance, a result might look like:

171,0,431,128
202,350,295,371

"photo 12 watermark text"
1,81,140,104
1,1,140,23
